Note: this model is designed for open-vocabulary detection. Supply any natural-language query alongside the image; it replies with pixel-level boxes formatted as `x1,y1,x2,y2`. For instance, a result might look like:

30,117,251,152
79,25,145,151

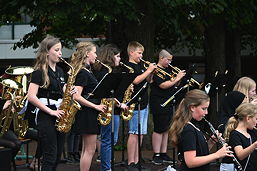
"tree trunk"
107,0,156,62
225,28,241,91
204,16,226,126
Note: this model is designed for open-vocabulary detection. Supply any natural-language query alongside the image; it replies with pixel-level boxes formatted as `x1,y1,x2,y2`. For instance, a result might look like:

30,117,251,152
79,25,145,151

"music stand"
88,72,137,171
206,70,228,166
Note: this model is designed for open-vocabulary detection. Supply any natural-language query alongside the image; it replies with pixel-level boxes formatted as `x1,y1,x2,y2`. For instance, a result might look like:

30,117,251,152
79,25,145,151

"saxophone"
95,59,116,126
55,57,82,133
119,62,135,121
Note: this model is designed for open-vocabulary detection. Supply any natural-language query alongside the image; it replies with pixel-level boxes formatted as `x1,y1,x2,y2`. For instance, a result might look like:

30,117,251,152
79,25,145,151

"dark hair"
94,44,121,71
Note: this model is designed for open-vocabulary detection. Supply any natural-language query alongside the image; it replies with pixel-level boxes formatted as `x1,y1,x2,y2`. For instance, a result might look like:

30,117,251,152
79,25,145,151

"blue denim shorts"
128,107,149,135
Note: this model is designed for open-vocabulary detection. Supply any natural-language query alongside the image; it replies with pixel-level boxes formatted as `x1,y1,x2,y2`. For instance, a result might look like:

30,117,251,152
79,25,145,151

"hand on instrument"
94,104,106,113
119,103,128,110
70,86,78,95
147,63,157,73
175,70,186,81
49,109,65,119
210,130,223,144
215,143,233,158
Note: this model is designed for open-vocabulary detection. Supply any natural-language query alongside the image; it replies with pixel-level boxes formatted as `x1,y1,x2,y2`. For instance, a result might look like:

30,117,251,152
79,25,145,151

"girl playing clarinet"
169,89,232,171
224,103,257,171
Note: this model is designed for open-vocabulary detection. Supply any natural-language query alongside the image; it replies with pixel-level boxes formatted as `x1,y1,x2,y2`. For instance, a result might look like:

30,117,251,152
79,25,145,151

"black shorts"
152,112,172,133
149,97,173,133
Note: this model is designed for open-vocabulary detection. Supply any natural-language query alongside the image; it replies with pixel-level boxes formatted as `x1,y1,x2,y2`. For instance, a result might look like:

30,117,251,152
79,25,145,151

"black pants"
37,107,65,171
0,130,21,158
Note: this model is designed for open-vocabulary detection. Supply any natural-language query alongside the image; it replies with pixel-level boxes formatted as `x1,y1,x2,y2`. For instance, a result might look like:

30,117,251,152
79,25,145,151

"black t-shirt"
178,121,210,171
75,68,98,103
229,129,257,171
126,62,148,110
30,66,66,100
150,67,175,114
150,67,175,98
93,67,122,115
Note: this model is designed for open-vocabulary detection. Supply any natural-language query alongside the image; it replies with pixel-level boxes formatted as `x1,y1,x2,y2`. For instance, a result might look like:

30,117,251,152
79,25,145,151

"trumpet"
139,58,172,80
168,64,203,89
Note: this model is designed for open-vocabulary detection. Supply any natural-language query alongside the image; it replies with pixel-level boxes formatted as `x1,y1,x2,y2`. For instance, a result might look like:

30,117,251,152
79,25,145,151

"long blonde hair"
233,77,256,103
224,103,257,142
69,41,96,74
34,35,61,88
169,89,210,146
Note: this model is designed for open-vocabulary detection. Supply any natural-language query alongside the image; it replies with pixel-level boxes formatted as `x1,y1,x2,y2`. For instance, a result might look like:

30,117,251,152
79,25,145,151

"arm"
159,70,186,89
184,144,231,168
27,83,64,118
73,86,105,113
234,141,257,160
133,63,156,85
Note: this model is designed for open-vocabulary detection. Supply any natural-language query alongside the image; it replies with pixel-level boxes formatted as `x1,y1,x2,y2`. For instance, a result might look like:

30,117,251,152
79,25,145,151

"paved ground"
16,148,218,171
14,141,220,171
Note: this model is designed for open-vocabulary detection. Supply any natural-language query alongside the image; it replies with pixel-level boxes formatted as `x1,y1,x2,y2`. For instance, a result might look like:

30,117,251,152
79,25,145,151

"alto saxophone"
55,57,82,133
95,59,115,126
119,62,135,121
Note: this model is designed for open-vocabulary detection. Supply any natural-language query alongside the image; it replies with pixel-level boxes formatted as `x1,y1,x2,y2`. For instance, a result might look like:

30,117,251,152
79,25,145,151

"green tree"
1,0,257,124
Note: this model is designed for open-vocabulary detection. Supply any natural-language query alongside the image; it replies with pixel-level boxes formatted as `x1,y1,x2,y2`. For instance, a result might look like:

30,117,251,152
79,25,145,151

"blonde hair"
224,103,257,142
169,89,210,146
127,41,144,56
233,77,256,103
34,35,61,88
69,41,96,74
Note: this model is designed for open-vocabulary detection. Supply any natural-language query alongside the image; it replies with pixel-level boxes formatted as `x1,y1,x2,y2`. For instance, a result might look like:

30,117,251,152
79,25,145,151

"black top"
229,129,257,171
150,67,175,98
30,66,66,100
126,62,148,110
218,91,245,133
178,120,210,171
75,68,98,102
93,67,122,115
73,67,101,134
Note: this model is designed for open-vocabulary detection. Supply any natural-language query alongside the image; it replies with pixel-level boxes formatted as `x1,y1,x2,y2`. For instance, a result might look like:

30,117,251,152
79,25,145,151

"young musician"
93,44,127,171
149,49,185,165
125,41,157,170
169,89,232,171
233,77,256,103
223,103,257,171
27,35,67,171
70,41,106,171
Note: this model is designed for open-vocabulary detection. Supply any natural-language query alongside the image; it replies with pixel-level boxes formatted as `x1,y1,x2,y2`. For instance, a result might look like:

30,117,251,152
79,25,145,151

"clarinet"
203,118,243,171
